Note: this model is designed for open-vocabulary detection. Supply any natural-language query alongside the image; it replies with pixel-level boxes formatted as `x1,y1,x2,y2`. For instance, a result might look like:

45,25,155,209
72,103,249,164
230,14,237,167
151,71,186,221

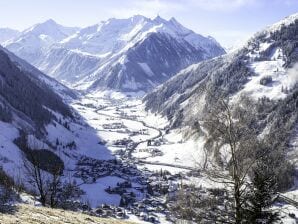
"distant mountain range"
2,16,225,92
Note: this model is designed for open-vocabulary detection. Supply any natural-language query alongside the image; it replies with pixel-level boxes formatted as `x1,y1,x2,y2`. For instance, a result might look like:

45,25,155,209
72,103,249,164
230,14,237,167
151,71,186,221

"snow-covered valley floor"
65,91,206,223
72,91,203,171
1,89,297,223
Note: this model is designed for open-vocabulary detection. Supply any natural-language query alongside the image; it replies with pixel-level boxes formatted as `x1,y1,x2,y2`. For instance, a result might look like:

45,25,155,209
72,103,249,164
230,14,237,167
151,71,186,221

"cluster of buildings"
73,155,197,222
102,122,126,130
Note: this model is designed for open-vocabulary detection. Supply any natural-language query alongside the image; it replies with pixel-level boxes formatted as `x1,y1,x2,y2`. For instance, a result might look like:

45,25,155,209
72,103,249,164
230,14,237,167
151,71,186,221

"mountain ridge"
3,16,225,93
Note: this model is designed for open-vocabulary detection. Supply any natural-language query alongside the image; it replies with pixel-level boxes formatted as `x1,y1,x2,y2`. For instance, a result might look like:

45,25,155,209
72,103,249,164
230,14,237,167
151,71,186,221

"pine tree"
119,196,126,207
147,184,154,195
244,157,279,223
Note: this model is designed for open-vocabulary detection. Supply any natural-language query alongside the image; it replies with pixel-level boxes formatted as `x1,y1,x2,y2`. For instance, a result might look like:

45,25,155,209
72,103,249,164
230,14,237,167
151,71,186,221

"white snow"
80,176,124,207
235,47,296,100
0,122,24,180
138,63,155,77
268,12,298,33
122,77,142,90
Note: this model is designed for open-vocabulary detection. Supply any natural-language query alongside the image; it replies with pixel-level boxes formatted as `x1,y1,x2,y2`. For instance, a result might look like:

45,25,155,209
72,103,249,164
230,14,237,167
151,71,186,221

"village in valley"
65,92,203,223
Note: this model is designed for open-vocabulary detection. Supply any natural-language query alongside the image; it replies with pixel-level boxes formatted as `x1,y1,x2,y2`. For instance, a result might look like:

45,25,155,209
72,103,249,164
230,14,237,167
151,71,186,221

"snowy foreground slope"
3,15,225,92
0,203,134,224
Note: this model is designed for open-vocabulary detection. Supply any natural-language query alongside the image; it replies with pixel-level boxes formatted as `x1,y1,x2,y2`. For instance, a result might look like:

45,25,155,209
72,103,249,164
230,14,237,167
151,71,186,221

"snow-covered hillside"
0,46,77,100
144,12,298,129
0,46,76,180
143,12,298,199
3,16,225,92
141,13,298,222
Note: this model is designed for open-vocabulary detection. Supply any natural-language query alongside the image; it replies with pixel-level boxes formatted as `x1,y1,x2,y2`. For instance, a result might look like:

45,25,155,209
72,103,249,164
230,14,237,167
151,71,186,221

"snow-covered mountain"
4,16,225,92
144,13,298,143
3,19,79,65
0,28,20,43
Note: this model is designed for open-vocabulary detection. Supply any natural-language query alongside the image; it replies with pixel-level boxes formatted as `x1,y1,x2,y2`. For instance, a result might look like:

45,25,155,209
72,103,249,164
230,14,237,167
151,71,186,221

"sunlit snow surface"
234,44,297,101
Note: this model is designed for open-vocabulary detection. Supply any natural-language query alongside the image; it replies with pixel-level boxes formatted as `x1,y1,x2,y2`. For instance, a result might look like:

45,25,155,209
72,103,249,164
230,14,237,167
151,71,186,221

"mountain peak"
169,17,178,24
168,17,187,31
4,14,225,92
25,19,61,34
131,15,147,22
153,15,167,23
43,19,58,25
21,18,79,38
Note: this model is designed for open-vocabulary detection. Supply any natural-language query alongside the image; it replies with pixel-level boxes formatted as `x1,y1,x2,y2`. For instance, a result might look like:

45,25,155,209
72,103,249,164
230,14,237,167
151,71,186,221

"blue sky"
1,0,297,47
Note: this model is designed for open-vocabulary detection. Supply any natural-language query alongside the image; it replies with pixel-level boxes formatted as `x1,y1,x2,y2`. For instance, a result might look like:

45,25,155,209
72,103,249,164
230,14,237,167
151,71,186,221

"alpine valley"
0,13,297,224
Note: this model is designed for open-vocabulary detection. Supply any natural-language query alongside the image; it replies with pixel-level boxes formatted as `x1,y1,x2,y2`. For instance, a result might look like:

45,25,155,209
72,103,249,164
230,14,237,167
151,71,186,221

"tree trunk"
40,195,46,206
235,181,242,224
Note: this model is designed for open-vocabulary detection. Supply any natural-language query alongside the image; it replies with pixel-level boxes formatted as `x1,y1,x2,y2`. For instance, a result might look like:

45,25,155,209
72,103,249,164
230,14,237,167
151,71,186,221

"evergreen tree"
119,196,126,207
147,184,154,195
244,156,279,224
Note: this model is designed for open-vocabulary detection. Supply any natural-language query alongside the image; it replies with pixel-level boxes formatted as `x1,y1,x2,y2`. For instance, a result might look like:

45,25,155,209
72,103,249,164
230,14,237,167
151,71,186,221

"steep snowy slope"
5,16,225,92
0,28,20,43
0,47,113,199
3,19,79,64
0,46,77,179
144,13,298,138
0,46,77,100
0,47,74,132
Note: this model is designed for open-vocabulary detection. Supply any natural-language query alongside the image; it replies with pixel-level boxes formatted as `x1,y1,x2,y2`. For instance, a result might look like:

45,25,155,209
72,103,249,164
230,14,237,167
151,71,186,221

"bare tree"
203,99,255,223
23,150,49,206
22,146,64,208
48,163,63,208
200,96,281,223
